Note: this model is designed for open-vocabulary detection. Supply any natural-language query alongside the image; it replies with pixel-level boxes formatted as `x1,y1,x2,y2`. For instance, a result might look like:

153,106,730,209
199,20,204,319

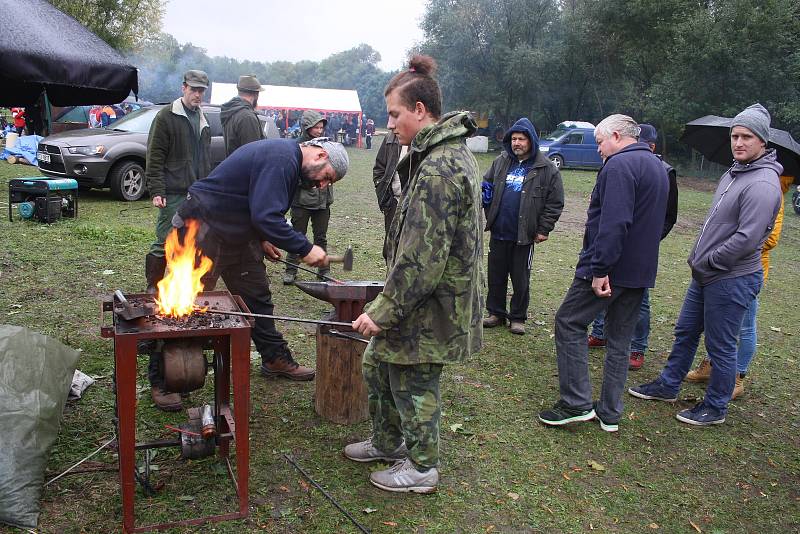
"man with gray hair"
220,74,265,156
175,137,349,381
539,114,669,432
629,103,782,425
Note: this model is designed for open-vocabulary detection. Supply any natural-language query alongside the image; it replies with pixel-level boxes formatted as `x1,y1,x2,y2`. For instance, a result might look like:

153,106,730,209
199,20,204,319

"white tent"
210,82,364,146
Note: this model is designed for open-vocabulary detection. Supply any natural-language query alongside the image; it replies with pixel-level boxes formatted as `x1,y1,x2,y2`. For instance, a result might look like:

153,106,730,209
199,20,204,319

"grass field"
0,144,798,533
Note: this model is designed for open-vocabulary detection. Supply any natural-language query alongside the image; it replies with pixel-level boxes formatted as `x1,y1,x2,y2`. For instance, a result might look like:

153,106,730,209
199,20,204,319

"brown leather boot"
151,386,183,411
686,358,712,383
731,374,746,400
260,351,315,381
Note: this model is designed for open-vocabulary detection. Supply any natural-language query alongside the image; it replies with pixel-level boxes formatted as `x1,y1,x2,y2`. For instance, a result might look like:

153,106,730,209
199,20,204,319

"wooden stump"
314,327,368,424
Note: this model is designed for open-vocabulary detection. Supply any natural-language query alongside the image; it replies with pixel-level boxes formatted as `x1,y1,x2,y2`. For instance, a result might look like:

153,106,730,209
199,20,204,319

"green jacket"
220,96,264,156
146,99,211,197
293,110,333,209
365,111,484,365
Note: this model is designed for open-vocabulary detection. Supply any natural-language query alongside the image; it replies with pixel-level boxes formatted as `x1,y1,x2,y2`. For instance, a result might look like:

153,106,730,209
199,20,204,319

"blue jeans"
659,273,762,412
590,288,651,353
737,295,759,374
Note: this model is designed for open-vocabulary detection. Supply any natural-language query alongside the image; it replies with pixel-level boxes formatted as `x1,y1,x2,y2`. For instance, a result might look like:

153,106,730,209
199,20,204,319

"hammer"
326,245,353,271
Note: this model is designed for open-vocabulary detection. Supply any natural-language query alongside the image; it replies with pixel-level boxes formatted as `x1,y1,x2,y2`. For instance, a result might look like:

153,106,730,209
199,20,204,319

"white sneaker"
369,458,439,494
343,439,407,463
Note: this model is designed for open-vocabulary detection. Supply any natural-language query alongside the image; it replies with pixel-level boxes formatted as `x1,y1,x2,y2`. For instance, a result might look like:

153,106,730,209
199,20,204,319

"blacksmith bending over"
173,137,348,381
346,55,484,494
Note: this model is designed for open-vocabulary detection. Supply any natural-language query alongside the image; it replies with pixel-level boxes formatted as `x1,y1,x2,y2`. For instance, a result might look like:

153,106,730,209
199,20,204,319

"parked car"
538,126,603,170
37,104,265,201
793,185,800,215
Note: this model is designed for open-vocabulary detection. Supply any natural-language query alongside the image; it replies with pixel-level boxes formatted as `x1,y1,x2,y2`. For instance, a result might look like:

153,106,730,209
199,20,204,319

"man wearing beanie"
220,74,265,156
174,137,349,381
630,103,782,426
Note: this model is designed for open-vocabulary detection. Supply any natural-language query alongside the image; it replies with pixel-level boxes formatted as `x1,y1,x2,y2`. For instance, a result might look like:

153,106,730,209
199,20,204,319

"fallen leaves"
689,519,702,532
507,492,520,501
588,459,606,472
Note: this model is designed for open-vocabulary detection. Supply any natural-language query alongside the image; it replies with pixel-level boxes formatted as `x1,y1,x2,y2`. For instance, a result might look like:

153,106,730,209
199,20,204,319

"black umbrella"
680,115,800,179
0,0,138,107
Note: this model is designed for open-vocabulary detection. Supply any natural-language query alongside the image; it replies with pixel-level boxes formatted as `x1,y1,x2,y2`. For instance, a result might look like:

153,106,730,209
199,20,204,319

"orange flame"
156,220,213,317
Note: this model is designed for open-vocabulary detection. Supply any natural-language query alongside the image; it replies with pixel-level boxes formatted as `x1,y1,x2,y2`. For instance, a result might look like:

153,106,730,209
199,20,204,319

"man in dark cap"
630,103,782,426
144,69,212,411
283,110,334,284
220,74,265,156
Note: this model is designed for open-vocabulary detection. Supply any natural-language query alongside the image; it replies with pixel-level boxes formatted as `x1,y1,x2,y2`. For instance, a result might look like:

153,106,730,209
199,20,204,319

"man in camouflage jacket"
349,111,484,492
284,110,334,283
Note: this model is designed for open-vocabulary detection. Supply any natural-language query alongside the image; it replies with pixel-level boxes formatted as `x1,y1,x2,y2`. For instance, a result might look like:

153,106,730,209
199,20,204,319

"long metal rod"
201,306,352,328
283,454,371,534
273,257,343,284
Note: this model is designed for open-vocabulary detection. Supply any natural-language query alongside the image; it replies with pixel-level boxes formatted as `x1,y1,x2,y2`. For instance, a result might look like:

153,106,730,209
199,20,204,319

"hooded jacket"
365,111,484,365
220,96,264,156
146,98,211,197
483,118,564,245
292,110,333,209
688,149,782,286
373,131,402,211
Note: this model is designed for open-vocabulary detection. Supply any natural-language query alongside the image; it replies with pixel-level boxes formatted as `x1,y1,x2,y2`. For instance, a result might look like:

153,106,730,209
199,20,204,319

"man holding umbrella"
629,103,783,426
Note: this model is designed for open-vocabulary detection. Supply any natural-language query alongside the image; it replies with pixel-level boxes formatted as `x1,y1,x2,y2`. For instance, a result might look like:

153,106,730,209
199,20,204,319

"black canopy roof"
0,0,138,107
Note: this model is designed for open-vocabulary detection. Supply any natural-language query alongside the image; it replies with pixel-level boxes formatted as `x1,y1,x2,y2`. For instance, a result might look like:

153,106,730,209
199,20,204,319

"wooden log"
314,326,368,424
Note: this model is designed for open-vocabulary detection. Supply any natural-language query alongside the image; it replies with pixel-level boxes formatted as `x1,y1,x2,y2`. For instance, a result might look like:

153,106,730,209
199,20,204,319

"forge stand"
101,291,252,533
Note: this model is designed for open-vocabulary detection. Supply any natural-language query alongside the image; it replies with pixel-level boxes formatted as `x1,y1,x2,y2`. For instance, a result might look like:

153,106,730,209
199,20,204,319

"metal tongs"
113,289,157,321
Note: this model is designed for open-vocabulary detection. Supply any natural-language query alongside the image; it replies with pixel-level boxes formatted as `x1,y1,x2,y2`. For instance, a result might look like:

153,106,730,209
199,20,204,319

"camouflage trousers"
363,349,443,469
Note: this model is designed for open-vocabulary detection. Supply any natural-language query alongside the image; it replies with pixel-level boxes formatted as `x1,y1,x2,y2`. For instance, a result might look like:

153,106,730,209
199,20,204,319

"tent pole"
357,112,362,148
44,91,52,136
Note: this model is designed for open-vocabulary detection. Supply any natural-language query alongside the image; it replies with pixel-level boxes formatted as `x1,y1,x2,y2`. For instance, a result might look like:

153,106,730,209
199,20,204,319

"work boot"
686,358,712,383
483,315,505,328
369,458,439,494
151,386,183,412
145,253,167,294
282,271,296,285
731,373,746,400
344,438,407,463
260,349,315,381
587,335,606,348
509,321,525,335
629,351,645,370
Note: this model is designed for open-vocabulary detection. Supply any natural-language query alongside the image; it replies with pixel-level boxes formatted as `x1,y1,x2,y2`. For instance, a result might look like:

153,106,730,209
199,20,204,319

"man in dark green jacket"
372,131,403,262
143,69,211,411
283,110,334,283
220,74,265,156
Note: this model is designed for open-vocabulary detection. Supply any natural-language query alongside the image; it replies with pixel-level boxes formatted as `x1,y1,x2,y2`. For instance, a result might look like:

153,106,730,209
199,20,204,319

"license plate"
37,152,50,163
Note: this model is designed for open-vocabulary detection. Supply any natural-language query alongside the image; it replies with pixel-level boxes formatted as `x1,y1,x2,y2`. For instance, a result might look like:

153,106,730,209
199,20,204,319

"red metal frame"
101,291,252,533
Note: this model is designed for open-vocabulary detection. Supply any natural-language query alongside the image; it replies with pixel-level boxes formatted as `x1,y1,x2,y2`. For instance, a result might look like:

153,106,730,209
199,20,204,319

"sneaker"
629,351,645,370
592,403,619,432
731,373,745,400
686,358,711,383
282,272,296,285
343,439,407,463
509,321,525,335
483,315,505,328
151,386,183,412
369,458,438,494
260,351,315,381
587,335,606,348
538,400,596,426
675,401,725,426
628,379,678,402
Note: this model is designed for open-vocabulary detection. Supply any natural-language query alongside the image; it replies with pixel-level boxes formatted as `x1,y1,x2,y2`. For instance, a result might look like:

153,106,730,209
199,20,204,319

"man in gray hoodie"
629,103,782,426
220,75,265,156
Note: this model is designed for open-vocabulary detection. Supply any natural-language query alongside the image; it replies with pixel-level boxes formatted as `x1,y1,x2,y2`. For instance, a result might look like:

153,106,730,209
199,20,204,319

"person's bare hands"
302,245,327,267
261,241,281,261
152,195,166,208
353,313,382,336
592,276,612,298
534,233,548,243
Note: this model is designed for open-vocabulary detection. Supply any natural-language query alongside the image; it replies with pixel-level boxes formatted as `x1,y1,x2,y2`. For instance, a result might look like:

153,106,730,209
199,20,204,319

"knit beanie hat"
302,137,349,180
731,103,770,143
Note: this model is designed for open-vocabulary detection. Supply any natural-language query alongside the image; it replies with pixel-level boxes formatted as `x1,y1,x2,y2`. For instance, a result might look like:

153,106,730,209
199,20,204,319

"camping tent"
210,83,363,147
0,0,138,107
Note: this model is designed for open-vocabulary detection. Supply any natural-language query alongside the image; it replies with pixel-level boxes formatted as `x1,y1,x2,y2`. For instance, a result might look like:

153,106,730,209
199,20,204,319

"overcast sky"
162,0,428,71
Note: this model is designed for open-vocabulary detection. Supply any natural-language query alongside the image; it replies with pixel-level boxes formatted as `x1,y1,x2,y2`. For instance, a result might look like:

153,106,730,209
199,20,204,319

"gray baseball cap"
183,69,209,89
302,137,349,180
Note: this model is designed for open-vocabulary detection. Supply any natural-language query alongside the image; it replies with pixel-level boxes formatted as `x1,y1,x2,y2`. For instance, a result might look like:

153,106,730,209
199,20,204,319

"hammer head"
342,245,353,271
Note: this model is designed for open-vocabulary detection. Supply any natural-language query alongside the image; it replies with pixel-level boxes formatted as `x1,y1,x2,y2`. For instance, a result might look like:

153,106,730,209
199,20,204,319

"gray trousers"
555,278,644,423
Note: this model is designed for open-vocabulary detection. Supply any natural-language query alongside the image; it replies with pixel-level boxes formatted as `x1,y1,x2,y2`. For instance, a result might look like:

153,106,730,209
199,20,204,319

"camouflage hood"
410,111,477,154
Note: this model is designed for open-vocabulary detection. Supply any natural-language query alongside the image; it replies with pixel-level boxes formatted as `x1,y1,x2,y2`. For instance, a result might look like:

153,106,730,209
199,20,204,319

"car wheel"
793,190,800,216
109,160,146,201
549,154,564,169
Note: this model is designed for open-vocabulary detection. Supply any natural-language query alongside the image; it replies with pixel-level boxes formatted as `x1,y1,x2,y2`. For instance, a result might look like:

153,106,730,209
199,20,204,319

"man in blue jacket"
175,137,348,381
481,118,564,335
629,103,782,426
539,114,668,432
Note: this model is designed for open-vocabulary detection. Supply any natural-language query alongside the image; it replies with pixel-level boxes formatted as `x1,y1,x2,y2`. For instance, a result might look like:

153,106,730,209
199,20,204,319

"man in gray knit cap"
630,103,782,426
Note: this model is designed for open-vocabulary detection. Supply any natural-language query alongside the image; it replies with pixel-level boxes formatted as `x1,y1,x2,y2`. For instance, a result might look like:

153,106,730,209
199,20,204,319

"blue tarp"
1,135,43,166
